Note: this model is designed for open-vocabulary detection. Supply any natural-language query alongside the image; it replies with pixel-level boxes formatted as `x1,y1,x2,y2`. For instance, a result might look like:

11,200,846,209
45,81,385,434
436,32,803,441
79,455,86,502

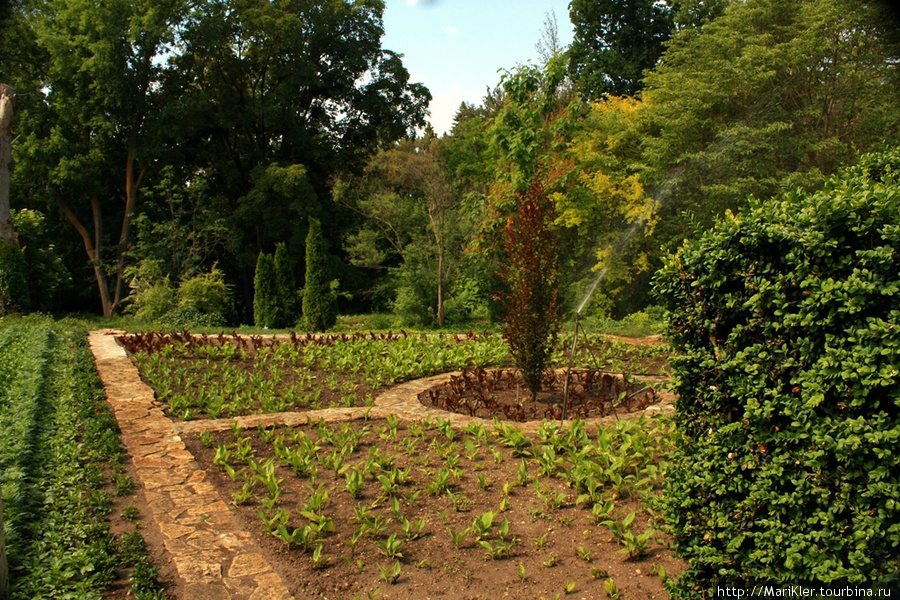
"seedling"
576,546,591,561
604,578,621,599
531,532,551,550
565,581,576,594
543,553,559,568
310,544,330,569
517,564,526,582
477,474,490,491
449,527,470,549
591,567,609,579
378,561,402,585
376,532,405,559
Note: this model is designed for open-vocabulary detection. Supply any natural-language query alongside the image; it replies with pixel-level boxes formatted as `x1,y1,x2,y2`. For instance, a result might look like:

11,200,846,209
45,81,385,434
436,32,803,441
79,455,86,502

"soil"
419,367,660,422
184,417,686,600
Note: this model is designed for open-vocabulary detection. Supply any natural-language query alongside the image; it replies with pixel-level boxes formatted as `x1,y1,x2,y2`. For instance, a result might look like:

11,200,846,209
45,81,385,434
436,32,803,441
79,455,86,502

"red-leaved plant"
496,176,561,400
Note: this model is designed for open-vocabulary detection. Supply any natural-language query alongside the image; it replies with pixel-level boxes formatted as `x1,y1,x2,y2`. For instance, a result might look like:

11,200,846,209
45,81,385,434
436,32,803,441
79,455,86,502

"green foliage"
0,242,30,314
303,218,337,332
176,265,231,321
498,177,561,400
253,252,278,328
642,0,900,245
655,150,900,594
273,242,301,328
0,317,152,599
568,0,675,98
12,209,72,311
126,260,176,322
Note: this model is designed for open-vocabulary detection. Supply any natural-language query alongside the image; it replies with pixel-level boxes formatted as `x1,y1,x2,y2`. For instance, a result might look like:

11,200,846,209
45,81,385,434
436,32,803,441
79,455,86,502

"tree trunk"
56,193,114,317
112,130,144,311
0,84,15,248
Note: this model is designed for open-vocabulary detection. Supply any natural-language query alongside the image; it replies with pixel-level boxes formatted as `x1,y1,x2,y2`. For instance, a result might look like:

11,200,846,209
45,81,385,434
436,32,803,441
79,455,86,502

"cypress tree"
253,252,277,328
302,217,336,331
273,242,300,328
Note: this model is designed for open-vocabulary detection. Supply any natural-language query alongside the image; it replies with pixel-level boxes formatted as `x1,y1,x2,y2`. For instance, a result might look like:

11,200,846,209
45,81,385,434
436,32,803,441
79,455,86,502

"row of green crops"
206,414,676,582
122,330,670,421
0,316,164,599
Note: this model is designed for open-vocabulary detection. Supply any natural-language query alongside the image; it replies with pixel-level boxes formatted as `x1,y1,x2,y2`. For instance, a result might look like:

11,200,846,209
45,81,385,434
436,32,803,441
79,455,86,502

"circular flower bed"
419,366,659,422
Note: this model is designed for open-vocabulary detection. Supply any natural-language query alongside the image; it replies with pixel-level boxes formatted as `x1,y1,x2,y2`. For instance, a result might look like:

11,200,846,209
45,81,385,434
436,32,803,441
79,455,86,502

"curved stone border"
89,331,295,600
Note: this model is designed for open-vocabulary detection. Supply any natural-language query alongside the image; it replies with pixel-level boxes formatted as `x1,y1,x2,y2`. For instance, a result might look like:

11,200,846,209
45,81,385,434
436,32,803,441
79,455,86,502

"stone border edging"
89,331,295,600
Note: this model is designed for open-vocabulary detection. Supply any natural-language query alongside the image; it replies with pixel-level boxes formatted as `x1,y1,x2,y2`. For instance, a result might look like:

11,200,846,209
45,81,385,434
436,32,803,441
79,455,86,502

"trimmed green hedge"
655,151,900,595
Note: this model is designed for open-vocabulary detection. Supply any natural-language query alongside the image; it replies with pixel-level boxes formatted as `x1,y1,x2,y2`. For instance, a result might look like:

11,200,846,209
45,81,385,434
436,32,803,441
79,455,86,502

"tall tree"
0,84,14,246
568,0,676,99
172,0,430,319
12,0,186,316
338,134,468,327
303,217,336,331
642,0,900,249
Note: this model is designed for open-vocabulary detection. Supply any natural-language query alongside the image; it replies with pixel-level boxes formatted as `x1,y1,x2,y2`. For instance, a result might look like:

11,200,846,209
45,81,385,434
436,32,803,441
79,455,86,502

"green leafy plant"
655,151,900,595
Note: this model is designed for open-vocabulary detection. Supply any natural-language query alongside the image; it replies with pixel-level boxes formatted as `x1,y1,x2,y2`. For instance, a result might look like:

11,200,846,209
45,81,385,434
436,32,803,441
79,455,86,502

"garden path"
88,329,673,599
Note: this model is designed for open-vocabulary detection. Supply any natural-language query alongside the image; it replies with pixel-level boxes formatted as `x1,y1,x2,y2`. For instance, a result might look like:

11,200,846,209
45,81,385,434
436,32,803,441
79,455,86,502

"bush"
654,150,900,595
0,242,30,314
253,252,277,328
302,217,337,331
125,259,175,322
176,265,231,321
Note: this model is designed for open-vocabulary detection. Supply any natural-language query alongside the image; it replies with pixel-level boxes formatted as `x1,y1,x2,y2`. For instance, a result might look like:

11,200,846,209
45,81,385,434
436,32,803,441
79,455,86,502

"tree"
253,252,277,328
642,0,900,249
11,0,187,317
273,242,300,328
498,177,561,400
338,134,471,327
302,217,336,331
171,0,430,318
561,96,659,315
0,83,14,246
568,0,676,99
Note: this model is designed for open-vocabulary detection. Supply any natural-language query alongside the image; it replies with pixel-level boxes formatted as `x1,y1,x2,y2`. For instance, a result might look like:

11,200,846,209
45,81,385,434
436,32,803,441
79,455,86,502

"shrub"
302,217,337,331
497,177,561,400
654,150,900,595
125,259,175,322
253,252,277,328
0,242,30,314
176,265,232,323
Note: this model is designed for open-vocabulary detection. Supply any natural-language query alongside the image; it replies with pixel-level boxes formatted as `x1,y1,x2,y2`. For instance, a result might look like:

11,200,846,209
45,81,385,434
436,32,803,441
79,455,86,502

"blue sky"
381,0,575,135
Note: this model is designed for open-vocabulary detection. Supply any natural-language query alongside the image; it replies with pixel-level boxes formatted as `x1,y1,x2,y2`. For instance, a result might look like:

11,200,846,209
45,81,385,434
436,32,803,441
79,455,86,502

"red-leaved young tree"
498,177,561,400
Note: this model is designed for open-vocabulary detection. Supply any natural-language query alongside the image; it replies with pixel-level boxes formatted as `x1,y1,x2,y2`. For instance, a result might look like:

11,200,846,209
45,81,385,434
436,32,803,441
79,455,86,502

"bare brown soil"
184,417,685,600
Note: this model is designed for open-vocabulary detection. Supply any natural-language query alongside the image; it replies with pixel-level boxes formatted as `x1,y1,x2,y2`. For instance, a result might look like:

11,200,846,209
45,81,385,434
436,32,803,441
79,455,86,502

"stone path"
89,331,295,600
89,329,674,599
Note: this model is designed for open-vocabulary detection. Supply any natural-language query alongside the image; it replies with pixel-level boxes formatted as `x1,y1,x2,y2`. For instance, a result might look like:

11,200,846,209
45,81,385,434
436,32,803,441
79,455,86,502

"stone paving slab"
89,330,295,600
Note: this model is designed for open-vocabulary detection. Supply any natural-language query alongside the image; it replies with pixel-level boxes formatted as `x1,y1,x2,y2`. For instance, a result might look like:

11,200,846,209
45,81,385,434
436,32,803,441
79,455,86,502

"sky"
381,0,575,136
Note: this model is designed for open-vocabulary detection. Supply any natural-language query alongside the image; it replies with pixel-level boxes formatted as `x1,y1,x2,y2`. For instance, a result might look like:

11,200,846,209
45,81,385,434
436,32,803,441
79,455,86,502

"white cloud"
444,26,459,35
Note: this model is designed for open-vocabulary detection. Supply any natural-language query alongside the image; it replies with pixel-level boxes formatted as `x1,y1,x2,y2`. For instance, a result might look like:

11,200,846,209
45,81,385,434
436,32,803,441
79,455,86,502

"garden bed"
184,414,684,599
421,367,660,422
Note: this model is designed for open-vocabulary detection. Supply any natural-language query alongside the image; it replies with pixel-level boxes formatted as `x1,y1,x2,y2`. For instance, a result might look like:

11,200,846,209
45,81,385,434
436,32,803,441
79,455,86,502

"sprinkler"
561,267,607,421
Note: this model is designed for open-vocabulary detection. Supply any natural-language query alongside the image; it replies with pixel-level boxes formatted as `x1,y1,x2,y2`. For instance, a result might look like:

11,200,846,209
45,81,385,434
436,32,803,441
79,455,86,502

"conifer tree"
273,242,300,328
253,252,277,328
302,218,336,331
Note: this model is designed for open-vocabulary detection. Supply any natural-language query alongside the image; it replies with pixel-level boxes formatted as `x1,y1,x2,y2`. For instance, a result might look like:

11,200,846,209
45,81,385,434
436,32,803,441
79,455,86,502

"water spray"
560,220,646,420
